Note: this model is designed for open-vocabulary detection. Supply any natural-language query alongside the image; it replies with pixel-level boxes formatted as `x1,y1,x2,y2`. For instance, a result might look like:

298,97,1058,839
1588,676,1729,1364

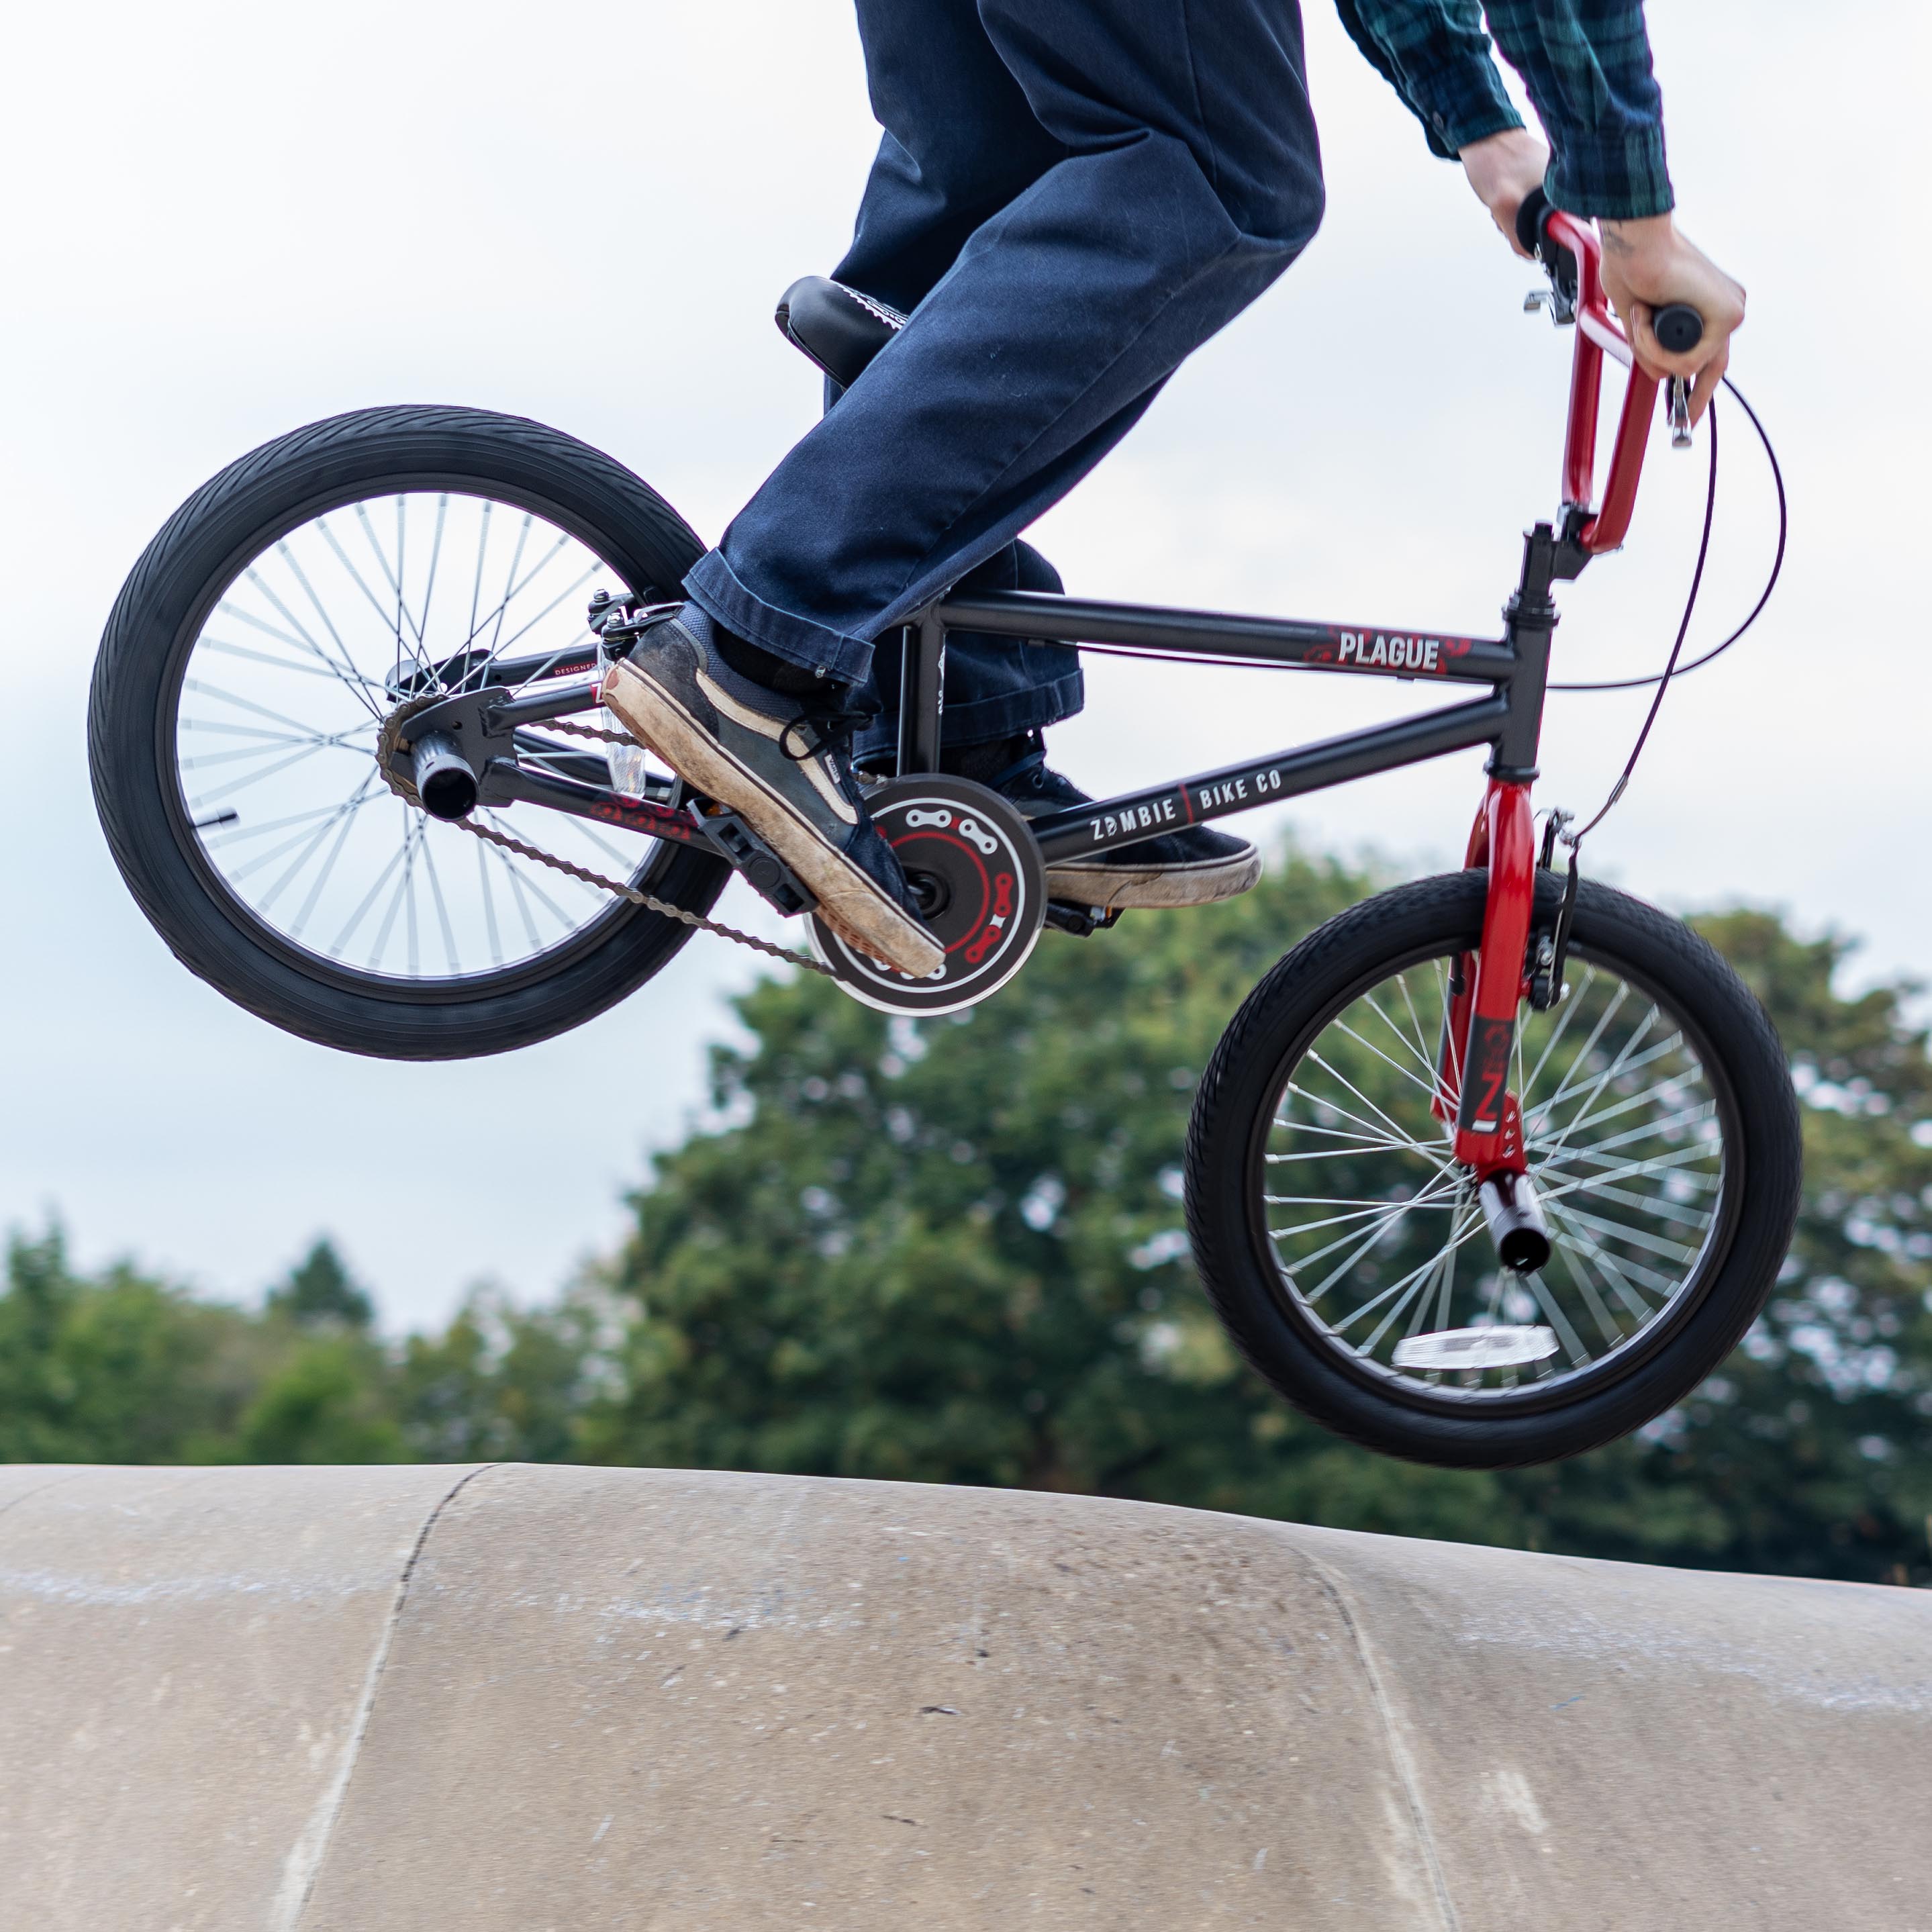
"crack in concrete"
1301,1548,1463,1932
0,1467,94,1531
273,1463,497,1931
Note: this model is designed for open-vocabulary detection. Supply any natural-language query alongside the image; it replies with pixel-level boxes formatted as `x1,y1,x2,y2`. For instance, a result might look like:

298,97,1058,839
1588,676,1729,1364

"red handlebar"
1545,209,1663,554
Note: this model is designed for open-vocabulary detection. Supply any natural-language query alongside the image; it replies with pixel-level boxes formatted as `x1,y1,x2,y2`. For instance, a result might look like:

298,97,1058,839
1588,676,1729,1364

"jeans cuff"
684,550,876,688
853,667,1086,763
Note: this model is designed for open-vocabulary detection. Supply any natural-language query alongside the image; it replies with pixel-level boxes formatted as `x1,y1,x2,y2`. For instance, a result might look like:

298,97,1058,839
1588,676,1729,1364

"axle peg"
411,730,480,821
1479,1170,1552,1275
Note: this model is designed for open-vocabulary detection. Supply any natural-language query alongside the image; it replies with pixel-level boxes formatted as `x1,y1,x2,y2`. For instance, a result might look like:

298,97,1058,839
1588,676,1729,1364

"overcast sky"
2,1,1924,1329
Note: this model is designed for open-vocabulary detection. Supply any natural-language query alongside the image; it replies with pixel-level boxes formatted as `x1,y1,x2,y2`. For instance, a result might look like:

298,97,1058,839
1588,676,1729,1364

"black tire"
89,406,730,1060
1185,869,1802,1467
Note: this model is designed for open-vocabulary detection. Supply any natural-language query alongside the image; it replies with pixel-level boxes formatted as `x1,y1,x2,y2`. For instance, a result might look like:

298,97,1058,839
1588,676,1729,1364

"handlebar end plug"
1652,305,1704,356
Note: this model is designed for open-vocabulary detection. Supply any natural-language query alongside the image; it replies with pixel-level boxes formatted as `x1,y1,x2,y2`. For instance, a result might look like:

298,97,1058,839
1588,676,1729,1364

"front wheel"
1185,869,1802,1467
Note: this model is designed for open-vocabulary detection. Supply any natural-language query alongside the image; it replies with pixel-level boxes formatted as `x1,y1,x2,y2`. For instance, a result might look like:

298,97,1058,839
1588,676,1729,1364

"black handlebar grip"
1514,185,1551,258
1651,304,1704,355
1515,186,1579,306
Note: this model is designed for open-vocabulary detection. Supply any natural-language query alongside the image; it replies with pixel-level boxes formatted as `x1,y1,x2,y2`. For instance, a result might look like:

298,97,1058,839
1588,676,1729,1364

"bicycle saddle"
775,276,905,390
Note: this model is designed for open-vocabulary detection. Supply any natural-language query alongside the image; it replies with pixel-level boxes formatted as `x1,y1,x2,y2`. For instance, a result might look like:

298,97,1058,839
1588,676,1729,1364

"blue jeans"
685,0,1326,757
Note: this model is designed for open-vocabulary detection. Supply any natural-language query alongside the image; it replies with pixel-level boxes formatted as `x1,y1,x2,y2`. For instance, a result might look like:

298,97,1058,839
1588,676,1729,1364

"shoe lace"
777,707,871,765
987,745,1047,791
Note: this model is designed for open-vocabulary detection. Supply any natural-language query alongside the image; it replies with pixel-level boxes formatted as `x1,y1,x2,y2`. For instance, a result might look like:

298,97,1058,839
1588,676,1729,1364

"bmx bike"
89,200,1800,1467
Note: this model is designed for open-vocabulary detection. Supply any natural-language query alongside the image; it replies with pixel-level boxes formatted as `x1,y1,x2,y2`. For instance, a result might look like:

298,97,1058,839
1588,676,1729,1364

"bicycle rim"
1252,935,1741,1414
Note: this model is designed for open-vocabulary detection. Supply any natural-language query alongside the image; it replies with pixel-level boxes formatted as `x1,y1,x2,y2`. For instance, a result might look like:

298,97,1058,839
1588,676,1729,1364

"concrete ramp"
0,1465,1925,1929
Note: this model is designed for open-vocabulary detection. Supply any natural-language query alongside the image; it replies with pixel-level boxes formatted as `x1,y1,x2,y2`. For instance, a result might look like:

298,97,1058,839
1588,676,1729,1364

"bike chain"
377,695,832,977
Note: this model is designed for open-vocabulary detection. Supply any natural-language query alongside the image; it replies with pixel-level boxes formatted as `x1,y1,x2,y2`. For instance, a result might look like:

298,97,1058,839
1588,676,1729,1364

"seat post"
896,612,945,776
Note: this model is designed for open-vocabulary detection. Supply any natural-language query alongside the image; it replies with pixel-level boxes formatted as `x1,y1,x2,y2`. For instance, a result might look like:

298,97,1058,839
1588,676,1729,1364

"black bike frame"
895,520,1565,863
448,520,1563,862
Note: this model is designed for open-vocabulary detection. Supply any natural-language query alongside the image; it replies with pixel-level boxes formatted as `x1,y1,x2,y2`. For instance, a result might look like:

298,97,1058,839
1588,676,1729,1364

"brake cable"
1524,372,1775,1008
1551,374,1786,693
1561,391,1721,842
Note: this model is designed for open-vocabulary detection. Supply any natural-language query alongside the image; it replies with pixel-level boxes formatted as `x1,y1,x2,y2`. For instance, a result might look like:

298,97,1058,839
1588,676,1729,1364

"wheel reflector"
1391,1326,1559,1371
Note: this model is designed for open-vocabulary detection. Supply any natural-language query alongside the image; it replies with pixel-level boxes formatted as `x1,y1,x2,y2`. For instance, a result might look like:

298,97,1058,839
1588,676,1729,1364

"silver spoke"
1530,1004,1663,1161
1304,1049,1428,1152
465,561,601,674
199,635,383,689
319,515,431,685
419,830,462,975
1545,1228,1623,1352
1329,1218,1490,1333
1520,1267,1591,1368
1545,1196,1702,1267
1332,1017,1453,1105
292,776,384,940
1273,1111,1445,1153
1369,981,1445,1085
414,493,450,651
248,561,383,718
475,834,505,967
1268,1143,1449,1167
189,737,348,804
1267,1194,1458,1238
1518,961,1598,1106
183,675,347,741
355,499,421,649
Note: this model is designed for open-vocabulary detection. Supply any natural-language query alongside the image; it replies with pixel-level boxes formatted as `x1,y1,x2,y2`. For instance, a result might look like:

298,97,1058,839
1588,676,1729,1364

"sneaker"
603,607,944,977
986,737,1261,912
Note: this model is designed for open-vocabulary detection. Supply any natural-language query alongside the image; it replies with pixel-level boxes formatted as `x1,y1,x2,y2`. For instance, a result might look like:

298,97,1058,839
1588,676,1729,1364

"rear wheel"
89,406,730,1059
1185,869,1802,1467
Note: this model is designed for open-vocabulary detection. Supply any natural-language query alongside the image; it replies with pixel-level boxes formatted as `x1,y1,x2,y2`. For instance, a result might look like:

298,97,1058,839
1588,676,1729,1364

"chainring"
810,776,1046,1015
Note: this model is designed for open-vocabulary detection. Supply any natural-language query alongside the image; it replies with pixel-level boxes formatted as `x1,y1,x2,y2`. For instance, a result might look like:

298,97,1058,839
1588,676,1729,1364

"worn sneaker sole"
1046,848,1262,912
602,657,945,978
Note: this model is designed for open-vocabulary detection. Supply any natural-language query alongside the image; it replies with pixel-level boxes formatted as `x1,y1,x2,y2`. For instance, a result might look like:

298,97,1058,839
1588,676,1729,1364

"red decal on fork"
1453,778,1537,1173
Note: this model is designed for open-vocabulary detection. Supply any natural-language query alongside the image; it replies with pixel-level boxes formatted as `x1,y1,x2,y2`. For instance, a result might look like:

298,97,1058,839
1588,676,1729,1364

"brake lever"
1524,286,1576,328
1669,377,1694,450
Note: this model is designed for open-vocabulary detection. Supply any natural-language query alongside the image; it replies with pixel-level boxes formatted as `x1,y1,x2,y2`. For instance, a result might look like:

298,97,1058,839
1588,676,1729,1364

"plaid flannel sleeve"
1334,0,1526,159
1341,1,1674,222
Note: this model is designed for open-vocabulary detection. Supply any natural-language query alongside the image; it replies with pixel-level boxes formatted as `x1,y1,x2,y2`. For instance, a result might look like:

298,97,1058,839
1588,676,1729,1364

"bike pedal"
1044,900,1122,938
691,805,819,918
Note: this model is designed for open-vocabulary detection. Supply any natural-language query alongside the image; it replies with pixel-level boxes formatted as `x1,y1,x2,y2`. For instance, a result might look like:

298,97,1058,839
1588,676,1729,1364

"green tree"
228,1334,405,1464
266,1239,374,1329
395,1286,609,1462
0,1228,263,1462
0,1227,407,1466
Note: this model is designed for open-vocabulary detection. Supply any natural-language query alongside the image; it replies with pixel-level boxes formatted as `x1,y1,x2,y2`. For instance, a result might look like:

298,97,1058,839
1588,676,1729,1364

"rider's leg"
822,4,1085,769
685,0,1323,666
610,0,1323,969
821,9,1259,912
